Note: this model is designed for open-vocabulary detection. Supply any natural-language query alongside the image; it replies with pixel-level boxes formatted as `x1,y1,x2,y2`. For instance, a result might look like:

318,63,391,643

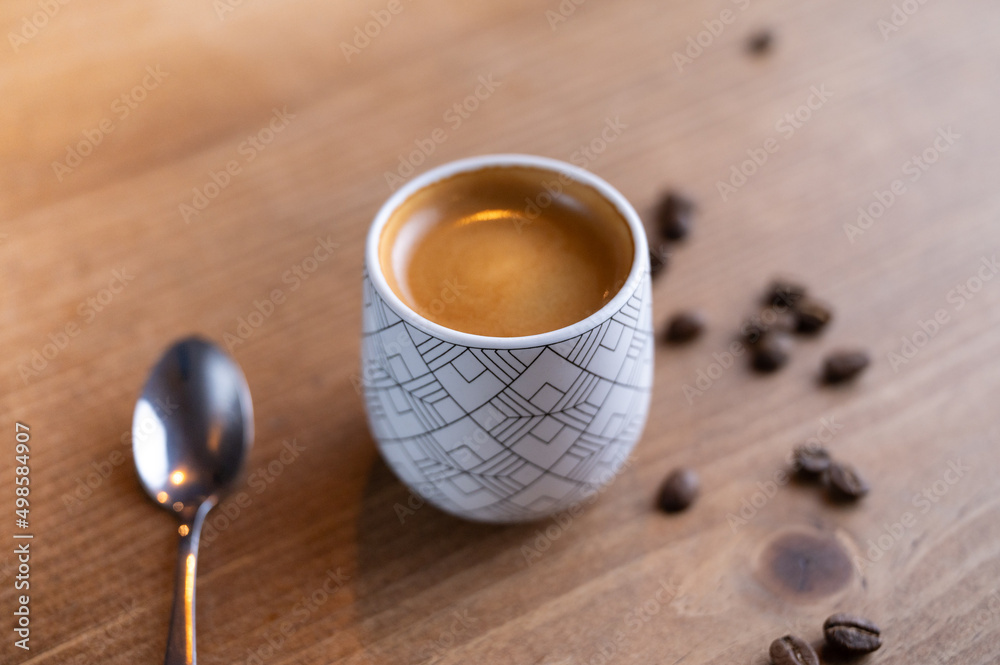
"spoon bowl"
133,336,254,664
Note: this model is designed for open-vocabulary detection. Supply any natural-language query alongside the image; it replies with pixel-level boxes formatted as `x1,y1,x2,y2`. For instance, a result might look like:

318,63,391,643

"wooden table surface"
3,0,1000,663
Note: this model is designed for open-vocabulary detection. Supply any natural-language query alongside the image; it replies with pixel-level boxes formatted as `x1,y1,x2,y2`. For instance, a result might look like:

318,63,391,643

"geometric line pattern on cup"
361,271,653,522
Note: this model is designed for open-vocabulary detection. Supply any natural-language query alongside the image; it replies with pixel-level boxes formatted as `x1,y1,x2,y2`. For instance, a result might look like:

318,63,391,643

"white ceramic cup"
360,154,653,523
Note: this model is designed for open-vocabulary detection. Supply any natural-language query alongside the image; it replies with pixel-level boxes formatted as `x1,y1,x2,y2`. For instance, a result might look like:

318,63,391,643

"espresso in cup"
379,166,634,337
362,155,652,523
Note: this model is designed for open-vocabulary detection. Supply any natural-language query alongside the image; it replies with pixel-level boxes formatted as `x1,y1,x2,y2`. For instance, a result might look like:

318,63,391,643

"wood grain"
3,0,1000,663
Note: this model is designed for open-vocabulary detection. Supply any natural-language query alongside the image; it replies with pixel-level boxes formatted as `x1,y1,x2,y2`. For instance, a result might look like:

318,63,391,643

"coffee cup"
360,154,653,522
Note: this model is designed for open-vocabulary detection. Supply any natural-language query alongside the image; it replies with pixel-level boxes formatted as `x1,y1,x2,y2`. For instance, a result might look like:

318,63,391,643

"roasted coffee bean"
793,444,831,476
657,467,699,513
649,243,670,278
769,634,819,665
824,613,882,654
765,279,807,308
794,299,832,334
823,350,870,383
656,192,694,241
747,29,774,55
665,310,705,344
824,462,869,500
752,332,792,372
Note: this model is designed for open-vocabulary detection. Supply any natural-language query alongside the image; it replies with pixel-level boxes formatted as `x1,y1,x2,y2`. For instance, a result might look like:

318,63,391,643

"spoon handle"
164,503,211,665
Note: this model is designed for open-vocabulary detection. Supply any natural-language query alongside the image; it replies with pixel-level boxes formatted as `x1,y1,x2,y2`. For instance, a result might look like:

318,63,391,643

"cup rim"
365,153,649,349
